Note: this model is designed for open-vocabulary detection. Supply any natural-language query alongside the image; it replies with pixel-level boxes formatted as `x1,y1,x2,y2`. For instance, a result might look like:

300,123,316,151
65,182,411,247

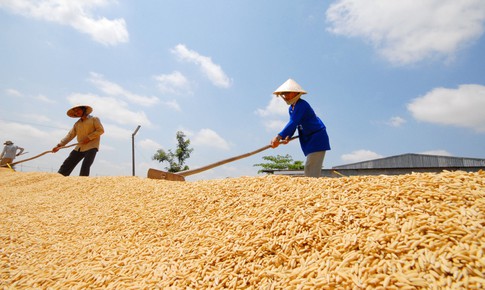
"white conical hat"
273,78,307,95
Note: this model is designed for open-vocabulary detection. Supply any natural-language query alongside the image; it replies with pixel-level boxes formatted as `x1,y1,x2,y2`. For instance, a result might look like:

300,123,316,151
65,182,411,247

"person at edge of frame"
0,140,25,168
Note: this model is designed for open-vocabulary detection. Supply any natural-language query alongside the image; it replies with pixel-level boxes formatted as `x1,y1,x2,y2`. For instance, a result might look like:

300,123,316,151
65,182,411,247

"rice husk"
1,169,484,289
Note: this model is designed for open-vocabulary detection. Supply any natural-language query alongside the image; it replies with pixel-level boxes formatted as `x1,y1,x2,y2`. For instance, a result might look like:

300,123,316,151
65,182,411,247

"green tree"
152,131,194,172
253,154,304,174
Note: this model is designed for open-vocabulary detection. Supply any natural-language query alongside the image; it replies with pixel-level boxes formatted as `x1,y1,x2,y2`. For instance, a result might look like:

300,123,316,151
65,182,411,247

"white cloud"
138,138,163,152
192,128,230,150
255,96,288,117
5,88,22,97
89,72,159,106
21,113,54,125
66,93,151,126
98,144,116,152
420,150,452,156
263,119,287,132
341,149,383,163
101,123,133,140
326,0,485,65
35,94,56,104
154,71,192,95
171,44,232,88
256,96,289,132
407,84,485,132
0,120,51,139
162,100,181,112
387,116,406,127
0,0,129,46
0,120,64,150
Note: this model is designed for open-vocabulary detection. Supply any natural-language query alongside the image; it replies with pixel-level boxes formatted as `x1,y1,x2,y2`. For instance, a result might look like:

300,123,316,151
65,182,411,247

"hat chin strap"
284,93,302,105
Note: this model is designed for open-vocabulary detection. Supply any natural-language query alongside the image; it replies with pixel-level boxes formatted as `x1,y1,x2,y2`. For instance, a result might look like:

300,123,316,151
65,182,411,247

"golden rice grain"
0,170,484,289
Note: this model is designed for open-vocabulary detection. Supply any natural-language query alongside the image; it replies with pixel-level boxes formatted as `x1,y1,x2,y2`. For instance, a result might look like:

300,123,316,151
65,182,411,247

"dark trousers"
58,148,98,176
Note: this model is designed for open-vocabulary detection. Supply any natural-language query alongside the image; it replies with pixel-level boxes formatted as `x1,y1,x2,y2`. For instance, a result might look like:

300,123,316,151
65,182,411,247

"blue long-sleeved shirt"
278,98,330,156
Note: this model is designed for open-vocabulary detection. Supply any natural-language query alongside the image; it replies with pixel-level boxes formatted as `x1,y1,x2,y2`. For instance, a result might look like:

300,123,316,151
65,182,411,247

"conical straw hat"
66,105,93,118
273,78,307,95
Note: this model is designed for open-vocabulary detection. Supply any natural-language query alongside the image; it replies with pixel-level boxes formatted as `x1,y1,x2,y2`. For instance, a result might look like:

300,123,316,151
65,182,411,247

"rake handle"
179,136,298,177
3,143,79,167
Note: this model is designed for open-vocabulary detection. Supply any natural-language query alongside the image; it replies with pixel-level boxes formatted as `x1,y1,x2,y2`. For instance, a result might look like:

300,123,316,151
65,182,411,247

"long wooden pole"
1,143,79,167
178,136,298,177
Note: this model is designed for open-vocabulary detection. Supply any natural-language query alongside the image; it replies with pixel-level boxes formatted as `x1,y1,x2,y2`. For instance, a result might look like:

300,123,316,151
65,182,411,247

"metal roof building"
268,153,485,177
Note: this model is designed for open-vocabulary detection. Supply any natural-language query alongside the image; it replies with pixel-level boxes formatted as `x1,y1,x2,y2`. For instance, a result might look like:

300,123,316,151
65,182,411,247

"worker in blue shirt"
270,78,331,177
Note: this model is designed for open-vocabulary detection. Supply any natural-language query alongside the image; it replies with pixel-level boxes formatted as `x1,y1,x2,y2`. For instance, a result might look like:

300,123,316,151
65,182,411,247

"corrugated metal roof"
333,153,485,170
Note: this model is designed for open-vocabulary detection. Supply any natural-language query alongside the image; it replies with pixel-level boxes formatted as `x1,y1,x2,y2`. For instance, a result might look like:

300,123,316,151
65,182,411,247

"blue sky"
1,0,484,181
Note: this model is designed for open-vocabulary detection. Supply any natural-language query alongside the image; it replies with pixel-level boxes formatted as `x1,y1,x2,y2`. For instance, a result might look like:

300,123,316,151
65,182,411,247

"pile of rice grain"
1,169,484,289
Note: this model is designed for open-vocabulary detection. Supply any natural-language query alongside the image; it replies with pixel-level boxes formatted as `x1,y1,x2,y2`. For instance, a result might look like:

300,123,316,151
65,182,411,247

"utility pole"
131,125,141,176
